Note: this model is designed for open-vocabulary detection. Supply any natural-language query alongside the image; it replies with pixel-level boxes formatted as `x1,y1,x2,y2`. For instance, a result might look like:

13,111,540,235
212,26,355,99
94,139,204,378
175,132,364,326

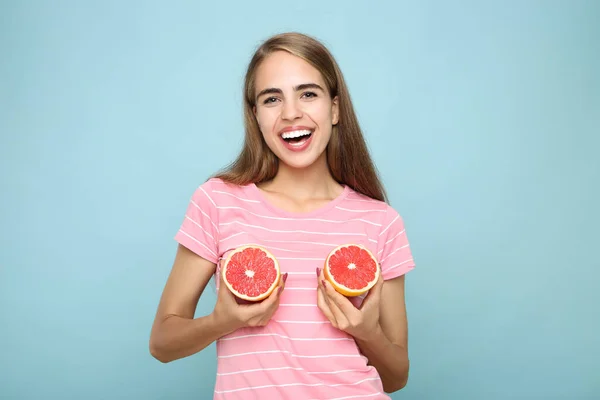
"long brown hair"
214,32,388,203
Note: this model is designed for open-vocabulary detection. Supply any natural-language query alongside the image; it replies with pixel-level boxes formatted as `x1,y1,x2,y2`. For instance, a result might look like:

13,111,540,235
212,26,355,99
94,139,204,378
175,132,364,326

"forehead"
254,51,326,90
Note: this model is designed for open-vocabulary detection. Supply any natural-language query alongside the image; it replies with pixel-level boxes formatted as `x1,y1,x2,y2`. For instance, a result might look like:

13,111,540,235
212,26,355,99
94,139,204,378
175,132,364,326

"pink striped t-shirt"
175,178,415,400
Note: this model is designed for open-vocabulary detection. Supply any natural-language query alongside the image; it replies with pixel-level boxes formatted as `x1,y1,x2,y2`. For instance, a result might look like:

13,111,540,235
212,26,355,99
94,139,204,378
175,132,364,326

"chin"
279,156,319,170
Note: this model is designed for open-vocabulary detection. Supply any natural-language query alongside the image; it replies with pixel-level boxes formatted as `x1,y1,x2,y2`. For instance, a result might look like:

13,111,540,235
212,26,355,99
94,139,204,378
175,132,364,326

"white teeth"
281,130,312,139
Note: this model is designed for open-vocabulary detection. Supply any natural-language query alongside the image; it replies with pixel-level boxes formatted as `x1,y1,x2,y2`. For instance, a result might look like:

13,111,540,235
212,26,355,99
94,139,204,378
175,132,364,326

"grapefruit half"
221,245,281,301
324,244,379,297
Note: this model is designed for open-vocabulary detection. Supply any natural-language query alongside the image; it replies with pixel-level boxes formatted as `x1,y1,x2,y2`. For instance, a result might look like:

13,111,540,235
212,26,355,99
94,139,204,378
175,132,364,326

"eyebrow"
255,83,325,102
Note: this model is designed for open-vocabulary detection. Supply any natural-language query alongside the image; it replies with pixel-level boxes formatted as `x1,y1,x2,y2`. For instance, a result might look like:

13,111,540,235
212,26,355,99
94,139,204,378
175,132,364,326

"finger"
325,291,349,329
272,271,287,291
254,274,288,325
272,272,288,299
320,280,353,329
317,286,337,327
361,271,384,309
317,267,342,311
254,272,288,314
321,278,358,317
232,272,286,322
281,271,288,287
316,268,335,312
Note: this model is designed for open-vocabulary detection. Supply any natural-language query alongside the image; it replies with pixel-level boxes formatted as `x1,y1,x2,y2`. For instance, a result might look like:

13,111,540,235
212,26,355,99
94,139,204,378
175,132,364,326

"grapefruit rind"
221,244,281,302
324,244,380,297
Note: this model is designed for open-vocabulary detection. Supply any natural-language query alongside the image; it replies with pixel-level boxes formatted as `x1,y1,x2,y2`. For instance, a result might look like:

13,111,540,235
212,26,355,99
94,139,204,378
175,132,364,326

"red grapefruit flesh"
324,244,379,297
222,245,281,301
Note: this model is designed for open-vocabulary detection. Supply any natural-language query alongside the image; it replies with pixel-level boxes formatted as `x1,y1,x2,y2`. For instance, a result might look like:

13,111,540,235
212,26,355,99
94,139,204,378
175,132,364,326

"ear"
253,106,259,125
331,96,339,125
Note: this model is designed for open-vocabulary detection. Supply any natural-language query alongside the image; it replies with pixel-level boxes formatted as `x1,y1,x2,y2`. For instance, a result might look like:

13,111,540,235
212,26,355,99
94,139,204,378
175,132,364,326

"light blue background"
1,1,599,399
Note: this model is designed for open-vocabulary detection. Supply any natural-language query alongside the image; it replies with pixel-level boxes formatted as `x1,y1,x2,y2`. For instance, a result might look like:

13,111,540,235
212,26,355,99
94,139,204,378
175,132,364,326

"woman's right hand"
211,269,288,334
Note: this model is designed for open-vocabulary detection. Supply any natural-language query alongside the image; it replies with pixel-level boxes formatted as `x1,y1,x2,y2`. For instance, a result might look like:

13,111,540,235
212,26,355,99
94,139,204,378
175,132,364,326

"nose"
281,99,303,121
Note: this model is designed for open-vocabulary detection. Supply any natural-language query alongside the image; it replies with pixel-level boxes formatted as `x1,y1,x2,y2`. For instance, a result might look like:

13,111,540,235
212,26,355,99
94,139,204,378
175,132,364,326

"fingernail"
321,279,326,288
278,286,284,295
316,267,321,277
283,273,288,283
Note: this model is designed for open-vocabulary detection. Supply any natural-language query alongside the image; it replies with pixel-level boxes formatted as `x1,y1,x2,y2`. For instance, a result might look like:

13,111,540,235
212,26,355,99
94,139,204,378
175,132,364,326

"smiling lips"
279,127,314,152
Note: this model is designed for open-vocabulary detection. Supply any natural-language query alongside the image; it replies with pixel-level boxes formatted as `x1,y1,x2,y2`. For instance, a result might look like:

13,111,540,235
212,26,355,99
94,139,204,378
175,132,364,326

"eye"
262,96,278,105
302,91,318,99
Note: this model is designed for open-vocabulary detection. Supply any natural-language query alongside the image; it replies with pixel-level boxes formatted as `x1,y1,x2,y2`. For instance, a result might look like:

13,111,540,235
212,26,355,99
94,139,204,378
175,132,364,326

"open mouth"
280,129,313,147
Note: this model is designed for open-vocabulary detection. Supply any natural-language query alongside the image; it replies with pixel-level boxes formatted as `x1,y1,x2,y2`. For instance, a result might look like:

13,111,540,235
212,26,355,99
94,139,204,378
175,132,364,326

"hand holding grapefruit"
213,245,287,333
317,247,385,341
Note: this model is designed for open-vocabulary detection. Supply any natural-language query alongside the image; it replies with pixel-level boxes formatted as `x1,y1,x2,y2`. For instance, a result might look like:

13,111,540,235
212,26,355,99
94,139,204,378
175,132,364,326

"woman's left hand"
316,267,384,342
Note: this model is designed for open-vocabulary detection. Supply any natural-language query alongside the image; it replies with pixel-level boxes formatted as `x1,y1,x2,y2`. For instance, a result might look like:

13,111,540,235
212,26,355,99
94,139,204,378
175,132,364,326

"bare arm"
149,244,286,363
354,275,409,392
149,245,225,363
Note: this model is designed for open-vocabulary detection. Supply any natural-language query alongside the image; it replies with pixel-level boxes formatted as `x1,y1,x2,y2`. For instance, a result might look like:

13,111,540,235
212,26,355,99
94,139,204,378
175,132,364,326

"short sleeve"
174,182,220,264
376,206,415,280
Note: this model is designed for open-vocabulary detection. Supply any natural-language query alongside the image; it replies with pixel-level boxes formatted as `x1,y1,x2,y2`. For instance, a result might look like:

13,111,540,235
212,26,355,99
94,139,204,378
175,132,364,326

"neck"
263,153,342,200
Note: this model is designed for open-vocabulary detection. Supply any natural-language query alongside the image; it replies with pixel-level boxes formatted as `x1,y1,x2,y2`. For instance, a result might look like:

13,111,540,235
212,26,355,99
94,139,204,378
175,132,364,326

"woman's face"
253,51,339,170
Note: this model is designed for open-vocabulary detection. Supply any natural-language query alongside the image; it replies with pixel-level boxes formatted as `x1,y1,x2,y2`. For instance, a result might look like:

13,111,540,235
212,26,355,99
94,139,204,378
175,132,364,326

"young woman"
149,32,416,399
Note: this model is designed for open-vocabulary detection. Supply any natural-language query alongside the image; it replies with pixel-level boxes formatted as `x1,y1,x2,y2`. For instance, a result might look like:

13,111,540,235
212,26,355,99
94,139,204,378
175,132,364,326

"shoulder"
199,177,240,193
343,188,407,233
189,177,256,207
